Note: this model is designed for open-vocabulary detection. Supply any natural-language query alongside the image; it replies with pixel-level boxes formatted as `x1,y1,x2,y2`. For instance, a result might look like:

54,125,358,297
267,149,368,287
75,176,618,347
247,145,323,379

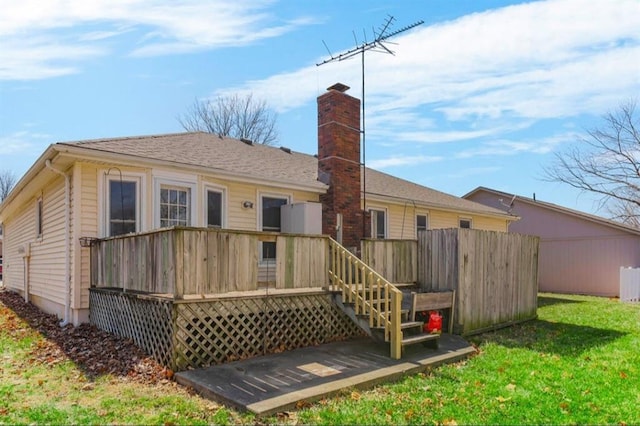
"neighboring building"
464,186,640,297
0,84,514,325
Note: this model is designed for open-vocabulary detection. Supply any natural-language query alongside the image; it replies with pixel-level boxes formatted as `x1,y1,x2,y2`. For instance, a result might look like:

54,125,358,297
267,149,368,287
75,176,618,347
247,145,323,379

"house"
0,83,515,327
464,186,640,297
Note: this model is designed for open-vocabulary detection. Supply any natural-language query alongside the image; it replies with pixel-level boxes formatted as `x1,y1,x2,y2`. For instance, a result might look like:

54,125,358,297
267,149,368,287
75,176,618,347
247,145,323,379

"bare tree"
0,170,17,202
178,93,278,146
544,100,640,227
607,199,640,228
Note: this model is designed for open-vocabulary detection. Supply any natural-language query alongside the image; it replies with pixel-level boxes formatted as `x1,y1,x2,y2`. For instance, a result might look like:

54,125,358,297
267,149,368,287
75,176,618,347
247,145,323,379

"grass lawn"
1,292,639,425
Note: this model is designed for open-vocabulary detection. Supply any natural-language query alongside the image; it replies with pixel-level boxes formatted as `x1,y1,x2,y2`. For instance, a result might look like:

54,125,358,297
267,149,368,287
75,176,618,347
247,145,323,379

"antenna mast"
317,16,423,239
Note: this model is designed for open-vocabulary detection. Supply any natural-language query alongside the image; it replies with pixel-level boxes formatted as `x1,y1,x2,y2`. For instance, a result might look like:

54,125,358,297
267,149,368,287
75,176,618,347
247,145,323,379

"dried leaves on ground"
0,289,171,384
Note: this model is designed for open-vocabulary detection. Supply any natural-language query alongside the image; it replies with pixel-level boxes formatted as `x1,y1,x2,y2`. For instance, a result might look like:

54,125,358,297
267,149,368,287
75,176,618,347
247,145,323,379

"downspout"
45,159,71,326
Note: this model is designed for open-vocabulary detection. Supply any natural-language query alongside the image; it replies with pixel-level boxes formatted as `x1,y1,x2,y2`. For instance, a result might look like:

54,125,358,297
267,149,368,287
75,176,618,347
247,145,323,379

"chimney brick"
317,84,365,253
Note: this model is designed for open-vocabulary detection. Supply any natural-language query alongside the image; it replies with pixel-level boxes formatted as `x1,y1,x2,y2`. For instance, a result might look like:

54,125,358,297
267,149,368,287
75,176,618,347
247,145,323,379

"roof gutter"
44,159,71,327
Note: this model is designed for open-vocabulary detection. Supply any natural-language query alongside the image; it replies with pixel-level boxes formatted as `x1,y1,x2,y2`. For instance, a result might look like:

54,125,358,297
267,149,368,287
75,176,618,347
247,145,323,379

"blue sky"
1,0,639,215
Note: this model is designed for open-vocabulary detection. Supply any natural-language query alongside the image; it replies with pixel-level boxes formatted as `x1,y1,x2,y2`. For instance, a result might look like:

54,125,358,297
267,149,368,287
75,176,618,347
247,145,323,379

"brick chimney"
317,83,365,253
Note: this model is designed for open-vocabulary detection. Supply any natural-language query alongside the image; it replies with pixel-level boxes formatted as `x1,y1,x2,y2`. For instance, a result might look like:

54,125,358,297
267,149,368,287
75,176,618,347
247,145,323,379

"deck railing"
90,227,329,297
327,238,403,359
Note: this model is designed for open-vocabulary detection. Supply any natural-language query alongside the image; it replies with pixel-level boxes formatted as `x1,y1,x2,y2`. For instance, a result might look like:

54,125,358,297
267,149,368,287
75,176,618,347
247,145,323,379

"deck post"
390,290,403,359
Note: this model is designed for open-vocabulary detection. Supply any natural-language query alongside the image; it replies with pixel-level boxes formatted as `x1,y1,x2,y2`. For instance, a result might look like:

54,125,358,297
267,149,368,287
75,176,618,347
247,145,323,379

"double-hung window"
261,195,288,260
106,179,140,237
159,185,190,227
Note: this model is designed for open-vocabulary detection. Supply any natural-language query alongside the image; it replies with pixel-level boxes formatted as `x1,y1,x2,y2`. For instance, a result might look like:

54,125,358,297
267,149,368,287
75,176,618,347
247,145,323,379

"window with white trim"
260,195,288,260
206,188,224,228
370,208,386,239
160,185,190,227
416,214,428,233
108,180,138,236
459,218,472,229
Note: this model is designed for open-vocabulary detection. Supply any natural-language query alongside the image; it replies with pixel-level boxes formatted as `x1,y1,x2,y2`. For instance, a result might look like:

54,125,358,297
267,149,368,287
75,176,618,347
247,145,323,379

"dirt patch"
0,289,171,384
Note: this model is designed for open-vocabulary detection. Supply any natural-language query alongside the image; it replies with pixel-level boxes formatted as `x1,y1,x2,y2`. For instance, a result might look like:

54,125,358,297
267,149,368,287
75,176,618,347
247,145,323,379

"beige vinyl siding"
29,176,67,307
386,203,416,239
3,175,68,317
77,163,99,309
471,215,508,232
201,176,321,231
3,201,36,292
381,203,509,238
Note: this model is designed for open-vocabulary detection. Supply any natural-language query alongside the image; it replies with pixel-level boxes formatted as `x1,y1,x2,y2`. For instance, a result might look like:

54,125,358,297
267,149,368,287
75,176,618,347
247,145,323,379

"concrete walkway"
175,334,475,416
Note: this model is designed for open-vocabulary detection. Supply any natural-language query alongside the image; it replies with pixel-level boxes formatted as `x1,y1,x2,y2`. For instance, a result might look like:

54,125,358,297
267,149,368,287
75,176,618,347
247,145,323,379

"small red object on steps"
425,310,442,334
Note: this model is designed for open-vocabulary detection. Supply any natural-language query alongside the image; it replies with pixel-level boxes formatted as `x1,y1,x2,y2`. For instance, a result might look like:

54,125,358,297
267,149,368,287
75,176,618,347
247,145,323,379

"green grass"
1,293,638,425
296,294,640,425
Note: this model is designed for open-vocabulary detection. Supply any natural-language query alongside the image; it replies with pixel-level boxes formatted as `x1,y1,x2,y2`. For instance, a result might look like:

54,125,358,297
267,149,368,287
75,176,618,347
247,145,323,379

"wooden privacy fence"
361,239,418,284
90,227,329,297
418,228,539,335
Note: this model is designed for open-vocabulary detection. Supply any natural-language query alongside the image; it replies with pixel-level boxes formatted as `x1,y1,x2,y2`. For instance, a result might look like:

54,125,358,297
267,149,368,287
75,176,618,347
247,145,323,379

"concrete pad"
175,334,475,416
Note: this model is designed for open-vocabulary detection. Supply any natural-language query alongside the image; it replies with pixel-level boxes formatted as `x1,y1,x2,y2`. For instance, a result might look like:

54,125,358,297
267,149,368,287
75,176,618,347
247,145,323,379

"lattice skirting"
90,289,175,367
89,289,363,371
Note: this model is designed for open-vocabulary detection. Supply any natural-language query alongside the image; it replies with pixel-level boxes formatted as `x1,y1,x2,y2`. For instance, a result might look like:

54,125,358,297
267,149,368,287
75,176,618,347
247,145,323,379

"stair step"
401,321,424,330
372,321,423,331
402,333,440,346
357,309,409,320
392,282,419,289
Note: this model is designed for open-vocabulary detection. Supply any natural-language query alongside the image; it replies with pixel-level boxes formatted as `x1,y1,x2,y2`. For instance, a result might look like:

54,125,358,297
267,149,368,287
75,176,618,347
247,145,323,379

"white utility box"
281,202,322,235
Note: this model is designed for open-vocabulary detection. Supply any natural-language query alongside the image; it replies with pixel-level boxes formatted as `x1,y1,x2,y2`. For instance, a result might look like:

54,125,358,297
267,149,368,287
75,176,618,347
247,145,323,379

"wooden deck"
175,334,476,416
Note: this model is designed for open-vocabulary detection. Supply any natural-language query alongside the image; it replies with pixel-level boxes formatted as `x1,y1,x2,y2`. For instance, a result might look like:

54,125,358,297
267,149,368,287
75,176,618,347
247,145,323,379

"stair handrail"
327,238,403,359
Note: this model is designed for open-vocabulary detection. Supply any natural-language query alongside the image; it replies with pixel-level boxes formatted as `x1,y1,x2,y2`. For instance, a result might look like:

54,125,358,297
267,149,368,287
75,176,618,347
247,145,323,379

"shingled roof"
59,131,509,218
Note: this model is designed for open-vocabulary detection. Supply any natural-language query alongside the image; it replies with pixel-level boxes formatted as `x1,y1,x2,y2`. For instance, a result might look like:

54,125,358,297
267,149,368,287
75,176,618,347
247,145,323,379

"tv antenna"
317,15,424,238
499,194,517,214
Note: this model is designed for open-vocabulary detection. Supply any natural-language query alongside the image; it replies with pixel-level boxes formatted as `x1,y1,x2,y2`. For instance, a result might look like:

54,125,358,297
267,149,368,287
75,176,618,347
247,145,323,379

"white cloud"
444,167,503,180
0,0,315,80
455,133,576,159
236,0,639,152
0,131,50,155
368,155,443,169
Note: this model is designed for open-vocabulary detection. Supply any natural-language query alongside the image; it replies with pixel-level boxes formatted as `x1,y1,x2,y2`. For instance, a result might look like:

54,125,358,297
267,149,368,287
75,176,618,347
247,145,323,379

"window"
36,197,43,238
459,218,472,229
206,189,223,228
108,180,138,236
160,185,190,227
102,172,144,238
261,195,288,260
370,209,386,239
416,214,428,233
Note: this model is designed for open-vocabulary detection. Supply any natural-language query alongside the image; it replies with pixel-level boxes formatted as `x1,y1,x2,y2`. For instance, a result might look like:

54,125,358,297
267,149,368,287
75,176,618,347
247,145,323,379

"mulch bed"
0,288,172,384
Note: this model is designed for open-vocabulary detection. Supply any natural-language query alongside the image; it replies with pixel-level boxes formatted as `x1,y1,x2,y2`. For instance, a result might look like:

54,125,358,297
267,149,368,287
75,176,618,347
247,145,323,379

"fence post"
390,290,402,359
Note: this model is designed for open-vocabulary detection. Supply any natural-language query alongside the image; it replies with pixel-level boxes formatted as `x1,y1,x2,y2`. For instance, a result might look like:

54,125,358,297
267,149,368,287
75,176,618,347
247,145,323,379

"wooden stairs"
332,282,440,351
327,238,441,359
